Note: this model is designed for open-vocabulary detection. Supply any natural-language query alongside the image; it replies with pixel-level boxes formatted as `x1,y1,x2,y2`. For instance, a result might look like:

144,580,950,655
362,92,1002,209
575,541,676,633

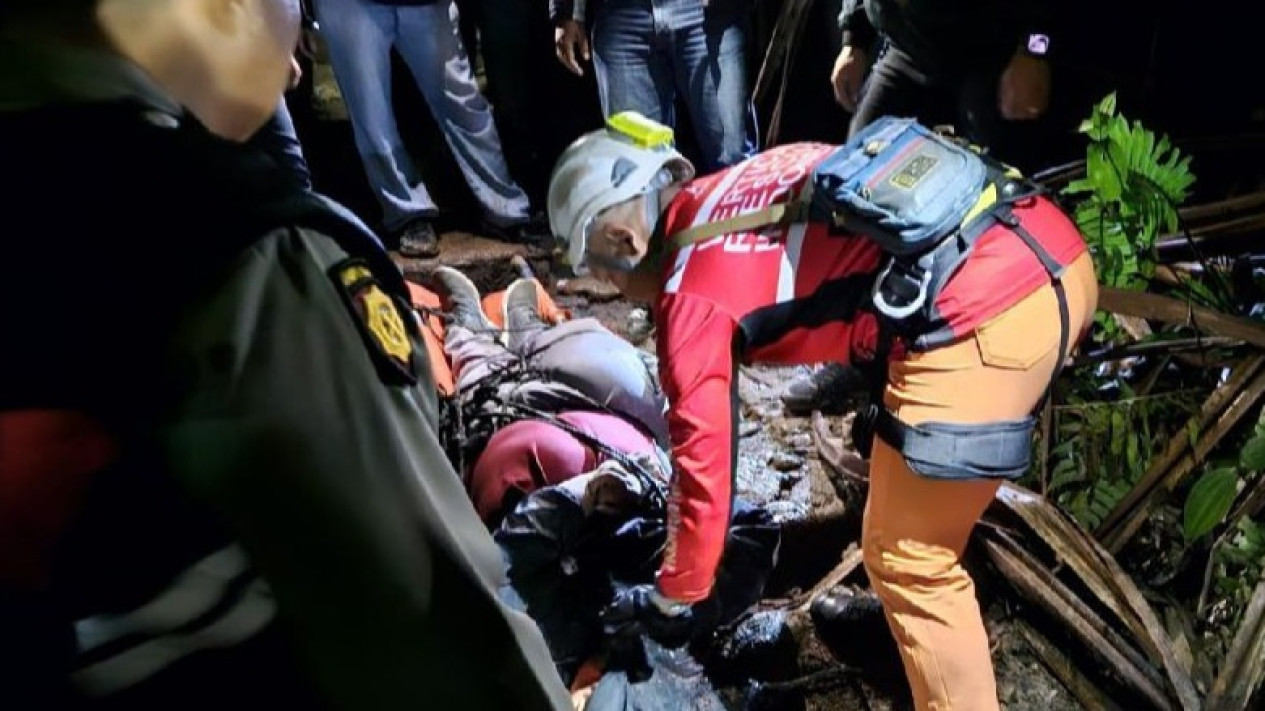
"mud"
410,238,1086,710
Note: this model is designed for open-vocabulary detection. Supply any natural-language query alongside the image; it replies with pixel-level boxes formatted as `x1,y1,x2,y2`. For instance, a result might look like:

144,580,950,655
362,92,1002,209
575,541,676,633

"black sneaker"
780,362,870,416
502,277,546,351
433,266,495,332
395,219,439,258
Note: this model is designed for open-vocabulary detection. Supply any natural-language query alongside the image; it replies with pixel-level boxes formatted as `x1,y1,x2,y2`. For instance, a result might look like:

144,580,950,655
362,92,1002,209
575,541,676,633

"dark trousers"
851,40,1057,173
457,0,603,206
248,99,313,191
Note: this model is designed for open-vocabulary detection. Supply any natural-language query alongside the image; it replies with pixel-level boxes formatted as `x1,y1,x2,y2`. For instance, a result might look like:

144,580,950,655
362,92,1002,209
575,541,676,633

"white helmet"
547,112,695,272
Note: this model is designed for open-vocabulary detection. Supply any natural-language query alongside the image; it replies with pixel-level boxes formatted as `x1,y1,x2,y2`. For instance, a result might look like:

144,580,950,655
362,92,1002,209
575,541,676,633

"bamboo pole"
1097,287,1265,350
1017,621,1126,711
984,538,1173,709
1102,365,1265,552
985,533,1169,693
1177,191,1265,223
1205,572,1265,710
1096,355,1265,540
994,485,1202,711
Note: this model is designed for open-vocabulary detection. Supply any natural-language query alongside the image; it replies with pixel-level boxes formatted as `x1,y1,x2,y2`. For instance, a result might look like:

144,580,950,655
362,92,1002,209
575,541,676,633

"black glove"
600,584,698,649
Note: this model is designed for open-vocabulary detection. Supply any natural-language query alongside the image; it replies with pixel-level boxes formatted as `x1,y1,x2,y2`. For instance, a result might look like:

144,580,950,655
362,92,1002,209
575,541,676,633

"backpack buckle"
872,257,932,322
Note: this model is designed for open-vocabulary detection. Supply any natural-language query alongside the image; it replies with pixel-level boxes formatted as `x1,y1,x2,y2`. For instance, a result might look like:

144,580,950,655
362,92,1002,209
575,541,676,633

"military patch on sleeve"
330,259,419,386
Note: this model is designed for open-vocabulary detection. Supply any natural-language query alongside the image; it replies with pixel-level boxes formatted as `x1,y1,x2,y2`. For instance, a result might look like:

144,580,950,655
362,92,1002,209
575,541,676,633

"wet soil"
410,237,1087,710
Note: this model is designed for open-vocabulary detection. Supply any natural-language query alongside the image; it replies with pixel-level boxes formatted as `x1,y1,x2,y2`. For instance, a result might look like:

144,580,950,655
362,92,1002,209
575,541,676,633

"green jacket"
0,38,570,711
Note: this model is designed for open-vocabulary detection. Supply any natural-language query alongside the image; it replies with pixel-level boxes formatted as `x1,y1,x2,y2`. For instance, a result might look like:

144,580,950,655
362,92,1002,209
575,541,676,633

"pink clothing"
468,411,657,525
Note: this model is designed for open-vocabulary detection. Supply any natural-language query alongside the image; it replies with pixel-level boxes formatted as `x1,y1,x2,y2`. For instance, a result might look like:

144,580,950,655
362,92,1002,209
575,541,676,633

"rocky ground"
400,235,1087,710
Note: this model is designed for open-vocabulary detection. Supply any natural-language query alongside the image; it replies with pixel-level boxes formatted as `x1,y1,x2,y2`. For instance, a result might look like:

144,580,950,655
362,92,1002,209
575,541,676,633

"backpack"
668,116,1038,329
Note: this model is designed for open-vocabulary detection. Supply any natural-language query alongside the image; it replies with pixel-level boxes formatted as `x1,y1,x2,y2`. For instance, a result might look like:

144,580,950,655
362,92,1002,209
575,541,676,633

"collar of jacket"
0,35,181,121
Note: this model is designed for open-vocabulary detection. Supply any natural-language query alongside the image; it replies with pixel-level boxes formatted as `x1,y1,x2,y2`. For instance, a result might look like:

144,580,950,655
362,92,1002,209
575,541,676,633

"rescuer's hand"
830,44,869,113
998,51,1050,121
601,584,698,649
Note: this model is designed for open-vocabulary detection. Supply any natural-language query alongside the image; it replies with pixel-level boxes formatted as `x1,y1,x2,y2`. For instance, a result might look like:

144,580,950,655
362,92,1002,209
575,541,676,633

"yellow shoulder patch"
331,260,417,385
338,264,374,287
359,283,412,364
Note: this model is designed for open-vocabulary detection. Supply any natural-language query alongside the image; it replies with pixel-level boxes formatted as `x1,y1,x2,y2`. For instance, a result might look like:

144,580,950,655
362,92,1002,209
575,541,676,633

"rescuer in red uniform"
547,113,1098,710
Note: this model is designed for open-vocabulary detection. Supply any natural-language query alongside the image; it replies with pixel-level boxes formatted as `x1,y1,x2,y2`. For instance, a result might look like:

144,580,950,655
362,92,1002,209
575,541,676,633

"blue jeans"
592,0,757,173
313,0,531,233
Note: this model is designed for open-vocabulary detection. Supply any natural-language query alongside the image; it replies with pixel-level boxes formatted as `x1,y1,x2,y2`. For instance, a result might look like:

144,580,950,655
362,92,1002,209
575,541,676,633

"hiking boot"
809,587,902,678
503,277,546,351
395,218,439,258
780,362,869,416
810,587,885,629
433,266,495,332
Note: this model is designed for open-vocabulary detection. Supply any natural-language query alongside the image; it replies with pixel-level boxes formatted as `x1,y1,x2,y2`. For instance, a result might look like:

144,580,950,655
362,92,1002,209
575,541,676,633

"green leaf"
1064,93,1195,294
1100,92,1117,116
1050,461,1084,492
1183,467,1240,541
1238,517,1260,542
1242,433,1265,471
1063,178,1097,196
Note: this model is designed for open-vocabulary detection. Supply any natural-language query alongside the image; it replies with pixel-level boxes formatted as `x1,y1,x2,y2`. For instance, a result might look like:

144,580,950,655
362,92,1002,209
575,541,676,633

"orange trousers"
863,253,1098,711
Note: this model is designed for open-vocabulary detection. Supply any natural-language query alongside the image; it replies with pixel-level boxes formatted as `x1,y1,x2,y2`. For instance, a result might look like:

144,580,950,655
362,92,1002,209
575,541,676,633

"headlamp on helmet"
606,111,676,151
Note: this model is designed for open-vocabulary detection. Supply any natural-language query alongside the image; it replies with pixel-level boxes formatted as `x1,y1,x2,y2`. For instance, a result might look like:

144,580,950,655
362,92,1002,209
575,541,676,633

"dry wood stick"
1097,287,1265,350
789,544,864,611
1096,355,1265,540
1165,212,1265,240
1177,191,1265,223
994,485,1202,710
1205,572,1265,710
1103,365,1265,552
984,537,1174,710
1015,620,1126,711
986,532,1165,690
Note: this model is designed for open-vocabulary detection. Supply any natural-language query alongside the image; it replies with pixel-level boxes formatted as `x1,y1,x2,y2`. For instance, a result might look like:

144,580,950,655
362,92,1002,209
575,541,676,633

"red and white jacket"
652,143,1087,601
